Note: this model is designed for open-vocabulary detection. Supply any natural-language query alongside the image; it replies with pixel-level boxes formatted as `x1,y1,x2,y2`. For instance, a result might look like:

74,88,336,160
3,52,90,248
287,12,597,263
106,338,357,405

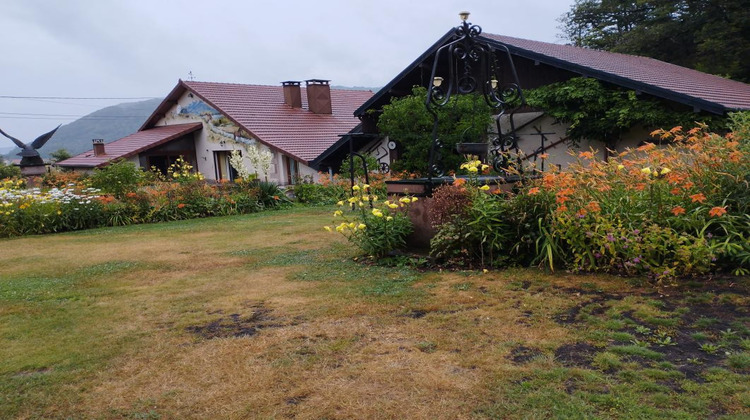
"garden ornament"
0,125,60,166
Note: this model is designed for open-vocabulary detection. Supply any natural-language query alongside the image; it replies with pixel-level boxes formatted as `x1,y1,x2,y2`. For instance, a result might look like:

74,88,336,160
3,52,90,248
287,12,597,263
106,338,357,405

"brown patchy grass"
1,206,748,419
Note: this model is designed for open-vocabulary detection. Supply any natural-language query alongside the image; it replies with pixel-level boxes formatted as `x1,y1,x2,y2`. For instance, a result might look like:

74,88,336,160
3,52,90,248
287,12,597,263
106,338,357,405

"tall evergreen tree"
559,0,750,82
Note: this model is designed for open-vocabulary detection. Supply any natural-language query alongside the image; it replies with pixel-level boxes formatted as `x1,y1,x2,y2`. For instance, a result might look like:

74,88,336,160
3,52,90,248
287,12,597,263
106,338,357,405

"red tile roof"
145,81,373,164
483,34,750,112
58,123,202,168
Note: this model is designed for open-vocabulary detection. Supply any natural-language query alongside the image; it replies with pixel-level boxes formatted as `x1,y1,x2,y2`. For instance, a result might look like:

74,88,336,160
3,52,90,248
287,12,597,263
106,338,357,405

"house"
59,80,374,185
333,28,750,173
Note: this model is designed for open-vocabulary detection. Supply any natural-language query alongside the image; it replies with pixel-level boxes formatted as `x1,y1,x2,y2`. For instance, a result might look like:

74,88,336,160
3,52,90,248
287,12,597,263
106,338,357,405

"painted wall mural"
173,100,257,148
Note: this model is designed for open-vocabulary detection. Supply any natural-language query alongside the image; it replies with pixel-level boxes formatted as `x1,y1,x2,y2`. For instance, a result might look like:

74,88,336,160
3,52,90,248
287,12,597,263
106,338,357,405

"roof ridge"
184,80,373,93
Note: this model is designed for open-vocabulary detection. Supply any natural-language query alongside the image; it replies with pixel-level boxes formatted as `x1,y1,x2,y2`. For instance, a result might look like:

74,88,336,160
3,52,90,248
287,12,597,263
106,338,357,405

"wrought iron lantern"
425,12,525,184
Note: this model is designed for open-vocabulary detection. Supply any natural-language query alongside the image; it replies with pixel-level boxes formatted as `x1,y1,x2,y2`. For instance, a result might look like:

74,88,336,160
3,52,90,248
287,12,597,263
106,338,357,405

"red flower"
671,206,686,216
690,193,707,203
177,203,186,209
527,187,540,195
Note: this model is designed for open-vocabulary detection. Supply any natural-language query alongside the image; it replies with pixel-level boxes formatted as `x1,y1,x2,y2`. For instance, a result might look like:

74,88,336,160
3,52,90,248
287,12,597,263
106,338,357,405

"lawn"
1,206,748,419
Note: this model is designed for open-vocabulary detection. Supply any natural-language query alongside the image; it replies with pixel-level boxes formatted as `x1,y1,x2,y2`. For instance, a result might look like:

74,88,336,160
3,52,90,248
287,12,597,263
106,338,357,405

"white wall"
508,114,657,172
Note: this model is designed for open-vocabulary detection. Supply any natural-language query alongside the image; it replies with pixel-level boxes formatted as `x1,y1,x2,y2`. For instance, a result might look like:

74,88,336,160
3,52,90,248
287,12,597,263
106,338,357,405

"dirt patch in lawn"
186,303,283,339
555,342,599,368
553,281,750,379
509,345,544,364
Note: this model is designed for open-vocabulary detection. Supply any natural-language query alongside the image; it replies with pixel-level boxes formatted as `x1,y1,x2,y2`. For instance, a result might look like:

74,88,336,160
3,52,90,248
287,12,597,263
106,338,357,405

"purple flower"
633,229,640,235
711,257,717,262
578,214,586,219
607,234,615,242
594,252,602,259
633,257,641,264
623,244,629,249
707,233,713,239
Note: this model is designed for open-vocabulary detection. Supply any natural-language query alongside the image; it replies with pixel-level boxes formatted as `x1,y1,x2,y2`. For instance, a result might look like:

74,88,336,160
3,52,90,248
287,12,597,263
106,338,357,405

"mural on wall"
172,100,257,148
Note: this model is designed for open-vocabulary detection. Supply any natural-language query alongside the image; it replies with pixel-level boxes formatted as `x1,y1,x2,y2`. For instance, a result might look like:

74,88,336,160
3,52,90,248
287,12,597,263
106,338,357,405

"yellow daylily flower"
479,185,490,191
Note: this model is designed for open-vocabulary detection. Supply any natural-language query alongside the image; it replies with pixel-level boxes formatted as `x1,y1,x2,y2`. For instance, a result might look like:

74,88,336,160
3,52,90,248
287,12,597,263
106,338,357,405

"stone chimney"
92,139,105,156
305,79,332,114
282,81,302,108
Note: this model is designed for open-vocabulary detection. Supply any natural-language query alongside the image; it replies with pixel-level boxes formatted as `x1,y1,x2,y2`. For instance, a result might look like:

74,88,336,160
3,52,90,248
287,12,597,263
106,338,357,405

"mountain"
4,86,378,161
4,98,161,159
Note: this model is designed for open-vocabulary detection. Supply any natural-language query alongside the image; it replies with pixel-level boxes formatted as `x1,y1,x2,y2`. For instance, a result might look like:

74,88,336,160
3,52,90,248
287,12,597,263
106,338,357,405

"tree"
49,148,72,163
376,86,493,175
559,0,750,82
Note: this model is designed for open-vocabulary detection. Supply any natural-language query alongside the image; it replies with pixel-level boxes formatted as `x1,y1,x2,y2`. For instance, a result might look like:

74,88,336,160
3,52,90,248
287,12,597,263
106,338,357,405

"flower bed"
341,113,750,281
424,116,750,280
0,177,286,237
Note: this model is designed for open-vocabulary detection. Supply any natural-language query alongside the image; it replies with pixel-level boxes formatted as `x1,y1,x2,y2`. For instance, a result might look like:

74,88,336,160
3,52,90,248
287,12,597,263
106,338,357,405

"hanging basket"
456,142,489,155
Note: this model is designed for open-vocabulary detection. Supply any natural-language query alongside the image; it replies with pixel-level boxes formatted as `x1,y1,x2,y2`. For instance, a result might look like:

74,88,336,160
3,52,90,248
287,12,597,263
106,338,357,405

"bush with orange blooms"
425,113,749,279
527,112,750,279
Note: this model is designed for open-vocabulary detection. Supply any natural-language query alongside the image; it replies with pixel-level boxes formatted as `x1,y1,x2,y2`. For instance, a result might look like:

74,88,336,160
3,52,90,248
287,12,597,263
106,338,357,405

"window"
214,151,239,181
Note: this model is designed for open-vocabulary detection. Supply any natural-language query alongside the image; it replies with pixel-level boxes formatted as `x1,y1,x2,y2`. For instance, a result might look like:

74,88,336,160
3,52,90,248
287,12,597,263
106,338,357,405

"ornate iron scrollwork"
424,12,525,189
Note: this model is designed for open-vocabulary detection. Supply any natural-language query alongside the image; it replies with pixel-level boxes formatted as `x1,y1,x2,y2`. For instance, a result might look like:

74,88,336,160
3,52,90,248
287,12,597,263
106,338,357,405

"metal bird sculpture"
0,125,60,166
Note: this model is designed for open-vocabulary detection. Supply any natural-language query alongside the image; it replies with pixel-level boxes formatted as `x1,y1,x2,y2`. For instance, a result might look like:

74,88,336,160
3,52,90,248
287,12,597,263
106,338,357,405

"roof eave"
481,36,728,115
57,123,203,168
116,123,203,162
139,80,189,131
309,123,367,170
354,29,457,117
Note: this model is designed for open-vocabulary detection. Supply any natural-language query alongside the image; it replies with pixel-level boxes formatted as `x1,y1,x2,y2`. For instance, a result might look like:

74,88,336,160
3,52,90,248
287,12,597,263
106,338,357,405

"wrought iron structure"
425,12,525,185
0,125,60,166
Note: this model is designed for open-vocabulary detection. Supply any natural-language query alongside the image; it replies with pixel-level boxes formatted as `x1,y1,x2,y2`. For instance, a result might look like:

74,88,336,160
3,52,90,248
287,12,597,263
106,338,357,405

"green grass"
1,206,748,418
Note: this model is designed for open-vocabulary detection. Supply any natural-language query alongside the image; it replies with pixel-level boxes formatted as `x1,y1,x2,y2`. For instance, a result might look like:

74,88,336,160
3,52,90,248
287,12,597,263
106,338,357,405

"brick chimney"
282,81,302,108
305,79,332,114
92,139,105,156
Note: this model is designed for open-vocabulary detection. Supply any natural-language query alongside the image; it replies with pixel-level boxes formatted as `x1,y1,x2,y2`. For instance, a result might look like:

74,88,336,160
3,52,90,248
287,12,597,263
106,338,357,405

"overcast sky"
0,0,573,149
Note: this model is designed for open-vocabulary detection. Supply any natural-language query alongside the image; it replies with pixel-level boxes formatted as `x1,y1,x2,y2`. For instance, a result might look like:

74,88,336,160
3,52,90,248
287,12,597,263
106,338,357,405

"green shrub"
0,160,21,179
293,181,346,205
326,184,414,257
90,159,144,198
257,181,289,208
